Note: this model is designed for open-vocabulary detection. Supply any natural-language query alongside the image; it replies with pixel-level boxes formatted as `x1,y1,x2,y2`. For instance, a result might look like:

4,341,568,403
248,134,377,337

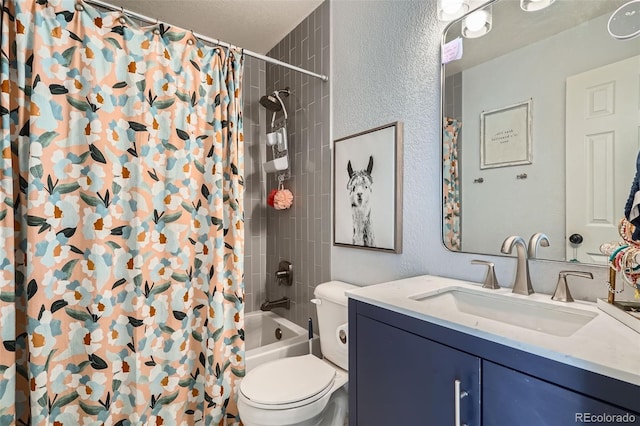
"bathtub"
244,311,319,371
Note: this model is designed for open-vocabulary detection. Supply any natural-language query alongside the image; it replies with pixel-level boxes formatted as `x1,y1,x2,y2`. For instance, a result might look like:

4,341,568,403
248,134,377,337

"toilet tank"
313,281,357,371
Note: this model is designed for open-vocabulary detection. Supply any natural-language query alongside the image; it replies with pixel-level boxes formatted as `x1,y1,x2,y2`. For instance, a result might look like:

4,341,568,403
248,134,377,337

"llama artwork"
347,156,375,247
333,122,402,253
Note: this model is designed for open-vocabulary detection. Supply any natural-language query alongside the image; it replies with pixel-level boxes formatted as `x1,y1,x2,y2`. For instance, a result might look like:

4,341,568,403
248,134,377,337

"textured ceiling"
103,0,324,54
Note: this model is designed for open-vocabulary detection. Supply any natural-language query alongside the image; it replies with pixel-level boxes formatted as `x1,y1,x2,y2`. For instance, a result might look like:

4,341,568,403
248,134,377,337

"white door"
566,55,640,264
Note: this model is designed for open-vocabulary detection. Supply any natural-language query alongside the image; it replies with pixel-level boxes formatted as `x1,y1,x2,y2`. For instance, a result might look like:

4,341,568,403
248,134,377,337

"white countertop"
347,275,640,387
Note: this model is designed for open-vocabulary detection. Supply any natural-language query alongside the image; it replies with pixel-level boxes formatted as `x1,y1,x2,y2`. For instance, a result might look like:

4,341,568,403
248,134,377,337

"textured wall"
263,1,331,328
243,56,267,312
330,0,618,302
331,0,440,284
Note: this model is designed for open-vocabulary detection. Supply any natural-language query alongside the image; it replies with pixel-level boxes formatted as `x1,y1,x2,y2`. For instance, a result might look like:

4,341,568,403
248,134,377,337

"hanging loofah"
267,189,278,207
274,188,293,210
271,176,293,210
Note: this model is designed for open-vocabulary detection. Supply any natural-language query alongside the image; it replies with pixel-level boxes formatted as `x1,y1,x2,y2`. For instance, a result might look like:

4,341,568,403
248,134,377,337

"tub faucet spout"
260,297,290,311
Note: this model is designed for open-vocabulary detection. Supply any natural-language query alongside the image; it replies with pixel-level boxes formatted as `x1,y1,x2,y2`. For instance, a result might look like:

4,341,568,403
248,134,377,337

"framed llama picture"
333,122,403,253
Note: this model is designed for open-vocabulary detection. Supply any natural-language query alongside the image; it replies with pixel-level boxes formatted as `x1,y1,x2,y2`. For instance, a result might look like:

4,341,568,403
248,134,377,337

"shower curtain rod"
83,0,329,82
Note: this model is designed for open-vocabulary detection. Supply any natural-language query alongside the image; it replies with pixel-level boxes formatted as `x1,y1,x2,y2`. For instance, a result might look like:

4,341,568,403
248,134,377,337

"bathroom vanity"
347,276,640,426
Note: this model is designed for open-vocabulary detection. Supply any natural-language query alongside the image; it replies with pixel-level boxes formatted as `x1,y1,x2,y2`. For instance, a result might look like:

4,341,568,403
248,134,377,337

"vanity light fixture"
520,0,556,12
438,0,470,21
462,5,492,38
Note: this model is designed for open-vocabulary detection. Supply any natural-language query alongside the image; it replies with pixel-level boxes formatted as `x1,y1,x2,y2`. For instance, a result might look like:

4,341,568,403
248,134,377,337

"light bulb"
520,0,556,12
462,5,492,38
464,10,487,32
438,0,469,21
442,0,464,14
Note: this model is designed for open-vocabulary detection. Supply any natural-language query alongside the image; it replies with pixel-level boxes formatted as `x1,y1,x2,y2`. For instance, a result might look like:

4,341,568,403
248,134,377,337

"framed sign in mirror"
480,99,532,169
333,122,403,253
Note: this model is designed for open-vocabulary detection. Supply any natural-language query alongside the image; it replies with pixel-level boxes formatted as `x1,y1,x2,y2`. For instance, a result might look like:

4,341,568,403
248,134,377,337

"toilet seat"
240,355,336,409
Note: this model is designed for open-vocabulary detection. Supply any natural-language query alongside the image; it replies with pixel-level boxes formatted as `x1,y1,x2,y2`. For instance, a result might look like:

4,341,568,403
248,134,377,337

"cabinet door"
483,361,640,426
354,315,480,426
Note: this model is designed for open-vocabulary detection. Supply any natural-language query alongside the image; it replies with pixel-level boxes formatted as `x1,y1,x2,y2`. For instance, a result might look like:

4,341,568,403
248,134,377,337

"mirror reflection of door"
565,55,640,264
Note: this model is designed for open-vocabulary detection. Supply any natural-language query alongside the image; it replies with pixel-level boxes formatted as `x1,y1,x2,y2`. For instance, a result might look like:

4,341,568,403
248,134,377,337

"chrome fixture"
500,236,534,295
527,233,550,259
520,0,555,12
260,297,290,311
462,4,492,38
259,88,290,112
437,0,470,21
275,260,293,286
454,379,469,426
260,88,291,180
471,259,500,289
552,271,593,302
260,88,290,129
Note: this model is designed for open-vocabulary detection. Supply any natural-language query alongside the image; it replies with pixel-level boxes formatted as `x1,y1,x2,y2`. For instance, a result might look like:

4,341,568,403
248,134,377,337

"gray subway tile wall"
243,56,267,313
264,1,331,329
445,72,462,121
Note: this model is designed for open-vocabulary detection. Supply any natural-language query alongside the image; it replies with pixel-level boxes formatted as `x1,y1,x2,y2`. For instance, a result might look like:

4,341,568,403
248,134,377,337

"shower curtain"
0,0,245,424
443,117,461,251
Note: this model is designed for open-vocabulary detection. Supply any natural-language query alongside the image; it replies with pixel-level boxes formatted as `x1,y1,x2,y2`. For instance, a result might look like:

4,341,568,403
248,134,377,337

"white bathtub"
245,311,319,371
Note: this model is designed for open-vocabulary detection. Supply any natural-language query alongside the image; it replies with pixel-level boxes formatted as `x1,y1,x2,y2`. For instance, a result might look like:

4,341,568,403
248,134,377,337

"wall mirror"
442,0,640,265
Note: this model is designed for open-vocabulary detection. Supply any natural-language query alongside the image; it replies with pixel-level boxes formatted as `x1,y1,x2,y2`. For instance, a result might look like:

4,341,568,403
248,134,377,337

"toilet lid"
240,355,336,405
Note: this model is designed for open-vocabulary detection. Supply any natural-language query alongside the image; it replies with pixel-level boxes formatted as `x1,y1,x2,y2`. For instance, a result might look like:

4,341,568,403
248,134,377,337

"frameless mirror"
442,0,640,265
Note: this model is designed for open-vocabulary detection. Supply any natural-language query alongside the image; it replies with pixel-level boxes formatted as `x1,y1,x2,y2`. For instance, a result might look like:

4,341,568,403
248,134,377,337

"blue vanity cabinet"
350,303,481,426
483,361,640,426
349,299,640,426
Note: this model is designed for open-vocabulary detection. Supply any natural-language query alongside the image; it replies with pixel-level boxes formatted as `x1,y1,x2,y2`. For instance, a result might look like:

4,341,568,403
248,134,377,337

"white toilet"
238,281,356,426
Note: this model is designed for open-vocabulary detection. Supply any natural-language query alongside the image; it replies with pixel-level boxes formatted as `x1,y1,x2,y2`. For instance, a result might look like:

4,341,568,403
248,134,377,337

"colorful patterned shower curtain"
443,117,461,251
0,0,245,424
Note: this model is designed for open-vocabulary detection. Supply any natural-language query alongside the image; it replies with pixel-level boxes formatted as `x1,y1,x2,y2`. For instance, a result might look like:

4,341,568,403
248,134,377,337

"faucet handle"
552,271,593,302
275,260,293,286
471,260,500,290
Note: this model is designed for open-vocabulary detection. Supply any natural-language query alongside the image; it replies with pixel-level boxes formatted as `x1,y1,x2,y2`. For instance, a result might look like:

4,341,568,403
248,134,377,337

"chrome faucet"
501,236,534,295
260,297,290,311
527,233,550,259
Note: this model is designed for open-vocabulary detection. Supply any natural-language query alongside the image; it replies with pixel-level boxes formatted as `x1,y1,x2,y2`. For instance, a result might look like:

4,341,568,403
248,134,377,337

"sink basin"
410,287,598,337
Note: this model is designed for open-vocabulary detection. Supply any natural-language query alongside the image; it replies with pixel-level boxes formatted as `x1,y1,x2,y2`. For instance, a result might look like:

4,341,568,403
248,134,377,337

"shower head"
259,89,290,112
261,88,291,129
259,94,282,112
